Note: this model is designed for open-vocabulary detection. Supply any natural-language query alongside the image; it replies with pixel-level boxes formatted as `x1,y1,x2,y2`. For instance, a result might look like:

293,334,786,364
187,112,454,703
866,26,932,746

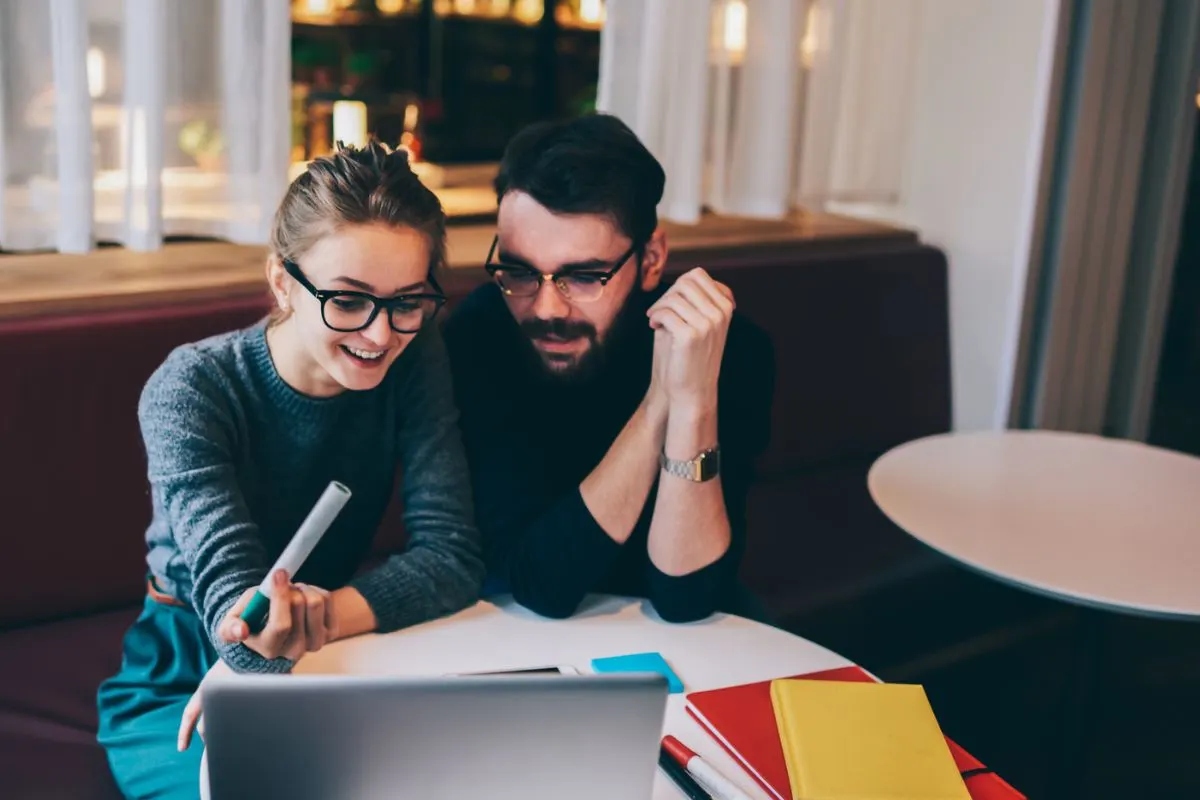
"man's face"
492,191,651,378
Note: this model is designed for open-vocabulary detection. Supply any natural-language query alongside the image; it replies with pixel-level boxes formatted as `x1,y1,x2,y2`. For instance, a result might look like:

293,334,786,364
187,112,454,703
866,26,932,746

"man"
443,113,774,622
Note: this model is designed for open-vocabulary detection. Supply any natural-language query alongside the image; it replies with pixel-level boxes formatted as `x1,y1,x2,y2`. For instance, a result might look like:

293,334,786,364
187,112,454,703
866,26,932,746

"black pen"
659,746,713,800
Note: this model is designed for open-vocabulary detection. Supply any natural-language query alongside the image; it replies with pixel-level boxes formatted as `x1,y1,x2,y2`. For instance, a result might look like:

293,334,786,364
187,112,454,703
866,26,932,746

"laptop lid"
202,672,668,800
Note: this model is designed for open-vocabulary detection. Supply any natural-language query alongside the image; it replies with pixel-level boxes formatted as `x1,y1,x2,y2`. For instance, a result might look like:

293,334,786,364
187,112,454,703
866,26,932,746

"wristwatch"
660,445,721,482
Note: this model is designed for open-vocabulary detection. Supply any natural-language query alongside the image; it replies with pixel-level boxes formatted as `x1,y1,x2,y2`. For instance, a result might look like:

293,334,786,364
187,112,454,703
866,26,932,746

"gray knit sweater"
139,320,484,674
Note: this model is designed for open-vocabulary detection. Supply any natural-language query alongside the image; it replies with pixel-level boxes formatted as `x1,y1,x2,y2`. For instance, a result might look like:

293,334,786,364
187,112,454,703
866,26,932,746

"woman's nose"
361,309,394,346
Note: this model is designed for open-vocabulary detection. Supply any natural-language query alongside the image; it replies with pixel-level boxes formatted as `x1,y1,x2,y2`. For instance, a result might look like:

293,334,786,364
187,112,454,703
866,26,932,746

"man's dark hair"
494,113,666,247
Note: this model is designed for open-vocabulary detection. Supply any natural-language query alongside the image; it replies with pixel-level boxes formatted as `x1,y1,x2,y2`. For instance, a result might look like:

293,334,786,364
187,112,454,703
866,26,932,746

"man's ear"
265,255,292,314
639,227,668,291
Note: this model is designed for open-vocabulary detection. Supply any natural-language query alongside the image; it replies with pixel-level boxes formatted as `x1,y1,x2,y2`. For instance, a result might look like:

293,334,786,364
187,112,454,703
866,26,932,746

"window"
289,0,603,168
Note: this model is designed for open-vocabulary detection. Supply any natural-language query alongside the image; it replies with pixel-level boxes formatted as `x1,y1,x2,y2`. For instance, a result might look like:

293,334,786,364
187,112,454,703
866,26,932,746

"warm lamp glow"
376,0,406,13
303,0,335,14
800,2,821,68
332,100,368,148
579,0,603,25
87,47,106,99
513,0,542,24
399,131,421,162
724,0,747,58
454,0,478,13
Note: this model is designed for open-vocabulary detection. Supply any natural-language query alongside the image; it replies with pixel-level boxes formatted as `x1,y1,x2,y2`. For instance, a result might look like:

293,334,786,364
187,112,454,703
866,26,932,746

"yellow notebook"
770,679,970,800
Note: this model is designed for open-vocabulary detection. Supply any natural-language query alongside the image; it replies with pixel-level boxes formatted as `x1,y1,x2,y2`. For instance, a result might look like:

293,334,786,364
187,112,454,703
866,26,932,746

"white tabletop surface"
290,594,853,800
868,430,1200,619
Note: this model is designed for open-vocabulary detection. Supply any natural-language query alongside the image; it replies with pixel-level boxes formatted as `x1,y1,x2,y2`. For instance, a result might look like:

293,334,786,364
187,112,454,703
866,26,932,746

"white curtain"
598,0,921,223
0,0,290,253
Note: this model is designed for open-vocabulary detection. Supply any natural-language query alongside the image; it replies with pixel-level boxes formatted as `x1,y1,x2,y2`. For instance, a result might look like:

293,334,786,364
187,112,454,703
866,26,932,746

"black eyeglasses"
484,236,641,303
282,259,447,334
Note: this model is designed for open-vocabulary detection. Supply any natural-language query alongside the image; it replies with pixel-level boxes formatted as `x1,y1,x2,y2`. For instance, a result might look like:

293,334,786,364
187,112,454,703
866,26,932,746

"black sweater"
444,282,774,621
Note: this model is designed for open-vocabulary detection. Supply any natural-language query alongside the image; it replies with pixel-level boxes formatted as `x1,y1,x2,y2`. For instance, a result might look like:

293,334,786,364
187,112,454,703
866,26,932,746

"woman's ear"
265,255,291,314
639,227,669,292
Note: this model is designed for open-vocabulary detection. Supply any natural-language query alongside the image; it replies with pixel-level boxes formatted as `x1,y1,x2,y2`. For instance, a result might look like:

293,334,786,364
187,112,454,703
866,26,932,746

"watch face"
661,446,720,481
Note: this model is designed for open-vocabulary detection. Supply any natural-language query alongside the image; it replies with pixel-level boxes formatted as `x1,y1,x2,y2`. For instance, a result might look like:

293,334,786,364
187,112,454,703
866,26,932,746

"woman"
97,142,484,799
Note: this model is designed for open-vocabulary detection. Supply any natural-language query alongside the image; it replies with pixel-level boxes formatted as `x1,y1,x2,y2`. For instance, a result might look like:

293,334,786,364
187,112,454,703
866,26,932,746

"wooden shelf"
0,210,915,322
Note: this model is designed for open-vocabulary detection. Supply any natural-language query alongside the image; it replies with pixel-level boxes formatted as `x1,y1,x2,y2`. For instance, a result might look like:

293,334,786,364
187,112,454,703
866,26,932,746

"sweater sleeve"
138,348,292,674
645,540,740,624
348,324,485,632
443,304,625,619
491,487,625,619
448,384,626,618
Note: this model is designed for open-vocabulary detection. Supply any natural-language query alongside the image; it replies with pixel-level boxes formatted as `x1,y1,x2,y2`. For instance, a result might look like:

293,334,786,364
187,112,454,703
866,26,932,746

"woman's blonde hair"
268,141,446,325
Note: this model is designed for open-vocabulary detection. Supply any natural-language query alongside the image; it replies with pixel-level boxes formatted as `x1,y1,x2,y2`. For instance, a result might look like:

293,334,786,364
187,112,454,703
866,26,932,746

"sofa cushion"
0,606,138,799
0,734,123,800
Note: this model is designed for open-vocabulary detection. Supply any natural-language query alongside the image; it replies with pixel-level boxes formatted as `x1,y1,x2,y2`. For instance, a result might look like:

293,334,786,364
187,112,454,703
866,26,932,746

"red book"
685,666,1025,800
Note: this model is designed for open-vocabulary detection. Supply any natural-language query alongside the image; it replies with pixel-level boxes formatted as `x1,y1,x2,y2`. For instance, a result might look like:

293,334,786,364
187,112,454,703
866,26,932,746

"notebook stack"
685,666,1025,800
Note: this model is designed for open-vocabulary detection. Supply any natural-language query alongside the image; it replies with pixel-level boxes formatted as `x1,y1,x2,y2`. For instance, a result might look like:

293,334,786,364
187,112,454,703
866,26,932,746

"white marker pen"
239,480,352,633
663,736,753,800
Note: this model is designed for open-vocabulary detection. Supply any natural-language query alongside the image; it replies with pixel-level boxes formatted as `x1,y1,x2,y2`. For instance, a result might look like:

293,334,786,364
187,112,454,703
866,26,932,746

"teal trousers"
97,593,217,800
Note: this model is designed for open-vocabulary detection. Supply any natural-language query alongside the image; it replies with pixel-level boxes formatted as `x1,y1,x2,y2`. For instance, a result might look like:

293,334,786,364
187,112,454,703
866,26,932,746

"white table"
288,593,855,800
868,429,1200,798
867,429,1200,620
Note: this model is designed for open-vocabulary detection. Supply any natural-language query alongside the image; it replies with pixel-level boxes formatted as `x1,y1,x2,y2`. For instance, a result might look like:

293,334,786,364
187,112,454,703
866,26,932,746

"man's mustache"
520,317,596,342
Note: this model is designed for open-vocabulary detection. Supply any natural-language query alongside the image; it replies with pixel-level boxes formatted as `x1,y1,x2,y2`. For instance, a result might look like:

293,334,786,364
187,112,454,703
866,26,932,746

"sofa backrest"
680,245,951,478
0,242,950,629
0,299,269,627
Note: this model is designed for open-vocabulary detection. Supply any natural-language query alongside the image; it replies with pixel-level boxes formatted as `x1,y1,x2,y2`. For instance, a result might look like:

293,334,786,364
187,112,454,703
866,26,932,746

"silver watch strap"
659,446,720,482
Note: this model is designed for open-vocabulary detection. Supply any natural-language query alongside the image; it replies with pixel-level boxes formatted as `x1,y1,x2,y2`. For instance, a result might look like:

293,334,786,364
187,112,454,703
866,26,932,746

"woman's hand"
177,659,232,751
219,570,338,661
176,572,340,751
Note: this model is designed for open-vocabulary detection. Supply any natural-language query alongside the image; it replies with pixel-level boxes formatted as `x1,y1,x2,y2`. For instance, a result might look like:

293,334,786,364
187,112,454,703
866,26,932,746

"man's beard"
518,290,648,384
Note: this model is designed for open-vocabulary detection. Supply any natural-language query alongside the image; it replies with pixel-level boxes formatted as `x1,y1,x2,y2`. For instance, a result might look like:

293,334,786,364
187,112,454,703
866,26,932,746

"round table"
289,593,855,800
868,429,1200,798
867,429,1200,620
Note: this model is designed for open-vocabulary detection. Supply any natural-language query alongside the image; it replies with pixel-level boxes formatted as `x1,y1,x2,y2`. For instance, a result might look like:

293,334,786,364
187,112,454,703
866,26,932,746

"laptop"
202,672,668,800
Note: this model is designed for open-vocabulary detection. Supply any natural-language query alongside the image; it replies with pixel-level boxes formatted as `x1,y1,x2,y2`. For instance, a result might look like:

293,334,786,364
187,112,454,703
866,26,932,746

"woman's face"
270,223,435,396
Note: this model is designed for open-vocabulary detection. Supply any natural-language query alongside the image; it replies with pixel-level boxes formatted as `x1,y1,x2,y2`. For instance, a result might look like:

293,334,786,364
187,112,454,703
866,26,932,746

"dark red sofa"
0,238,950,797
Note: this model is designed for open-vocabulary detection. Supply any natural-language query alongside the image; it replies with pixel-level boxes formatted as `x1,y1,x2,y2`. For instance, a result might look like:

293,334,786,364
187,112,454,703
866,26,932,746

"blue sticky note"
591,652,684,693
